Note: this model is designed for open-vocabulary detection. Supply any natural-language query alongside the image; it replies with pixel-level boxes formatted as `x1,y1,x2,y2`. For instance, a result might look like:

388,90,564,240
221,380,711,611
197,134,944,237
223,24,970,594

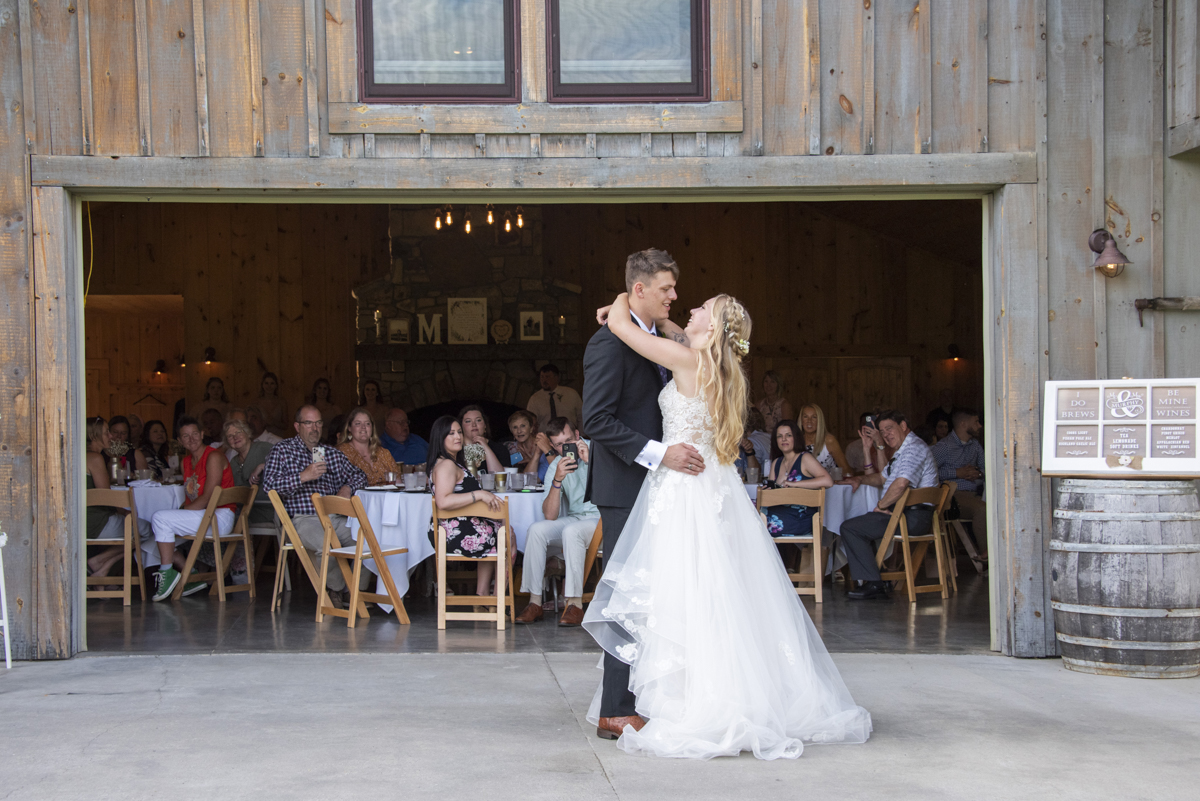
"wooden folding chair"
266,490,324,612
433,498,516,630
172,486,257,601
580,519,603,604
757,487,826,602
311,493,410,627
249,513,291,594
874,484,952,604
85,488,145,605
941,482,987,576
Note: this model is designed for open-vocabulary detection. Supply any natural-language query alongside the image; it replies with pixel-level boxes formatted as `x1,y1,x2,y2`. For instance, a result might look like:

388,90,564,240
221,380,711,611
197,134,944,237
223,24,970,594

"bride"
582,292,872,760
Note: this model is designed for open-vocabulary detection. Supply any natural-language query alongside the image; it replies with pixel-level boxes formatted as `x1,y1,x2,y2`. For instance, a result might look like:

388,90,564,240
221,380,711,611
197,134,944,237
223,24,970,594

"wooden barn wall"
81,203,391,421
84,299,187,422
547,201,985,442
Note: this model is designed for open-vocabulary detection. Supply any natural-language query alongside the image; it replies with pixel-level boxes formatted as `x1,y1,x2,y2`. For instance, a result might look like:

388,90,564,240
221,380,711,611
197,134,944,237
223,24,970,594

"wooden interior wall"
82,203,391,421
547,200,985,442
84,296,186,422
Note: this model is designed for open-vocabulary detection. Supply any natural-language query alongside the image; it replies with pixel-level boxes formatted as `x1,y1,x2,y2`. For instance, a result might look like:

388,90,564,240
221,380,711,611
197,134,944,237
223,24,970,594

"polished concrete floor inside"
85,561,993,656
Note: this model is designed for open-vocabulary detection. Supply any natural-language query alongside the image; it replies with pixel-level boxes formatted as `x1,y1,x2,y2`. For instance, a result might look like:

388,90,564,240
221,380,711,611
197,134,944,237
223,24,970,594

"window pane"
372,0,506,85
557,0,692,85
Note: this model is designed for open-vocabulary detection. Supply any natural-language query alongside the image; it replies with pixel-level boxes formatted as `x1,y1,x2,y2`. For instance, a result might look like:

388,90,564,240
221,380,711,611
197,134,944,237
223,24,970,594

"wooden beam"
711,0,742,101
745,0,764,155
862,0,875,155
918,0,932,154
805,0,820,155
327,101,745,135
1166,113,1200,157
76,0,94,155
247,0,265,157
324,0,357,103
30,186,83,659
17,0,36,153
303,0,320,157
133,0,153,156
520,0,547,103
192,0,211,157
31,151,1037,198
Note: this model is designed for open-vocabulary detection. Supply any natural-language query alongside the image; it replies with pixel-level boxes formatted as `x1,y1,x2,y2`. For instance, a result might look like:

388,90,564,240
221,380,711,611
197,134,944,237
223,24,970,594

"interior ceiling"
810,200,983,266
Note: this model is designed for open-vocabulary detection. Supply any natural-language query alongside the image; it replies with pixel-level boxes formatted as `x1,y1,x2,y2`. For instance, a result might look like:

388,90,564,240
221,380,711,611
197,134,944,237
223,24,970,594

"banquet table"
131,483,186,568
350,488,549,610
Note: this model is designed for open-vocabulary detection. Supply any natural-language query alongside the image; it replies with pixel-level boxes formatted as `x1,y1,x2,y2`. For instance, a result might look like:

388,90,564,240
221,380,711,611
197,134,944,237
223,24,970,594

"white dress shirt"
629,310,668,471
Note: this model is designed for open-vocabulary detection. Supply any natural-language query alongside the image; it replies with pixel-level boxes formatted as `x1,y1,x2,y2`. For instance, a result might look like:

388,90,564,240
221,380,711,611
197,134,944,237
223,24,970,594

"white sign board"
1042,378,1200,477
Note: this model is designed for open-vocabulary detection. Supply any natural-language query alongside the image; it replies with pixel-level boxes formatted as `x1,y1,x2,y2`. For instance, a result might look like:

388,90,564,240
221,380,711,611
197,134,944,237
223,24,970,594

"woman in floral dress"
763,419,833,537
427,415,507,600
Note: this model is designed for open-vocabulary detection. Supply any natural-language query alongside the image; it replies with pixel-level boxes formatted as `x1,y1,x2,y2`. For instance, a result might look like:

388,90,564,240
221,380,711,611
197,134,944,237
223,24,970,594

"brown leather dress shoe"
558,604,585,627
596,715,646,741
515,603,544,623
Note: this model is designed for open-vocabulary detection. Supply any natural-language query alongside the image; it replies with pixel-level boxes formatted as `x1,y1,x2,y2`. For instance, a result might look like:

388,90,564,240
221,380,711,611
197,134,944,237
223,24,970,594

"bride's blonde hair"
696,295,752,465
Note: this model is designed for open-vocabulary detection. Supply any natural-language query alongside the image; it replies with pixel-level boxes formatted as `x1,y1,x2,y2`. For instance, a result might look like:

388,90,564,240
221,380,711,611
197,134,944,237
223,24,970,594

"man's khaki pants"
292,513,369,592
954,493,988,549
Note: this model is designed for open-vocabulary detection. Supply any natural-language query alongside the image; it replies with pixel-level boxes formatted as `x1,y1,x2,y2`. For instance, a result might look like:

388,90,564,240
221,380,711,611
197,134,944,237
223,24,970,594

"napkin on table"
128,479,162,488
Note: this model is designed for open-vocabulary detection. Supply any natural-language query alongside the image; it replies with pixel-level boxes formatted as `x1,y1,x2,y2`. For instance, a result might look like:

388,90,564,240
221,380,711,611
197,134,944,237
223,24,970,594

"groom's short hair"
626,249,679,292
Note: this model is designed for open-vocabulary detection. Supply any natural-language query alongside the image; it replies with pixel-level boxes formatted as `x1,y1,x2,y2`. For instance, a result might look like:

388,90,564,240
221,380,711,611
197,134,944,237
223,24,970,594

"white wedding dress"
583,380,872,760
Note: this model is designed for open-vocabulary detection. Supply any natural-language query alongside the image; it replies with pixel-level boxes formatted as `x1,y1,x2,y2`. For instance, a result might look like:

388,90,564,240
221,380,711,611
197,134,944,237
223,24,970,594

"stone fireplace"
354,205,586,414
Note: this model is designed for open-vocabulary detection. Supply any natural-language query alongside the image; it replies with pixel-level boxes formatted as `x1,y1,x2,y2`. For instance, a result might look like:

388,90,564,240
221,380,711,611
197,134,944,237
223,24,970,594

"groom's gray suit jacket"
582,319,667,510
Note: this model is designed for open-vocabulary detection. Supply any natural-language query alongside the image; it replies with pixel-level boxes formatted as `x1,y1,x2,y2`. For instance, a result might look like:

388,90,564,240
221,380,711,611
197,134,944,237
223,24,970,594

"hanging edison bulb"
445,205,454,226
516,206,525,229
486,204,495,225
434,207,442,230
504,212,512,233
464,211,472,234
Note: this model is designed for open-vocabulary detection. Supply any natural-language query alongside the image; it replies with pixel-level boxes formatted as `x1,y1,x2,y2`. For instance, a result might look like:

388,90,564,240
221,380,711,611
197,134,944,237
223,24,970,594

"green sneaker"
180,577,208,597
152,568,181,602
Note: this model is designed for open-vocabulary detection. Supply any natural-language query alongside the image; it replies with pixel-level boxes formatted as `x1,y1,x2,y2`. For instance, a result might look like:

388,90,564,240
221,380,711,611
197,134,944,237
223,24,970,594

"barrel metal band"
1062,657,1200,677
1050,540,1200,553
1056,633,1200,651
1053,510,1200,522
1057,483,1197,496
1051,601,1200,618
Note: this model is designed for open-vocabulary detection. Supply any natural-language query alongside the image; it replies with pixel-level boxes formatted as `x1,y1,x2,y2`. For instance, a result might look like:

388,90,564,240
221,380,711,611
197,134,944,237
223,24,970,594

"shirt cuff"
635,440,667,471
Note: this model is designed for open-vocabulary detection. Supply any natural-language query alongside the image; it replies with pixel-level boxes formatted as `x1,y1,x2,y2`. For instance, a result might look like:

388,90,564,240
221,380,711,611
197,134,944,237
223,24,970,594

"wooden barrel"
1051,479,1200,678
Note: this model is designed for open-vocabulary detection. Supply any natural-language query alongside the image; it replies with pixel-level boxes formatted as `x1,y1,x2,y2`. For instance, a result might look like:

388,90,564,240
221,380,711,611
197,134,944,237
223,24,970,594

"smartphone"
561,442,580,463
864,415,876,430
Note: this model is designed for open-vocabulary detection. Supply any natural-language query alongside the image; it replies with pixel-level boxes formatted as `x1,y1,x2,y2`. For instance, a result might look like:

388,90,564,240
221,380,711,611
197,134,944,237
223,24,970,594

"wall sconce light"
947,344,961,362
1089,229,1131,278
203,347,216,365
154,359,167,375
178,354,187,368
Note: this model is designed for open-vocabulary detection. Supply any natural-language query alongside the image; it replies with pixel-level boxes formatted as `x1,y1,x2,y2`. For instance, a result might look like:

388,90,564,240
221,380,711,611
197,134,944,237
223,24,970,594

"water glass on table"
385,471,397,486
494,473,508,492
480,473,496,491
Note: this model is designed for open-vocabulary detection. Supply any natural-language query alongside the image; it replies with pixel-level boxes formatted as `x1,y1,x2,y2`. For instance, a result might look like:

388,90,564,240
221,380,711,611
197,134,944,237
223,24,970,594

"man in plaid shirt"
263,405,367,605
930,409,986,550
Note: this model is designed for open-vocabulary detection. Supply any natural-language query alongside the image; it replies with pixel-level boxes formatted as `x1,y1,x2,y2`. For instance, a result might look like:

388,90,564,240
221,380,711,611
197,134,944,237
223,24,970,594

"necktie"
657,364,670,386
548,390,558,420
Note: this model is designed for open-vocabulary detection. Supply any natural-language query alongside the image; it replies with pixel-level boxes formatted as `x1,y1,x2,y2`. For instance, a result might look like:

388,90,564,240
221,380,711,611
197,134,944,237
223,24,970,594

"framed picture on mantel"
1041,378,1200,477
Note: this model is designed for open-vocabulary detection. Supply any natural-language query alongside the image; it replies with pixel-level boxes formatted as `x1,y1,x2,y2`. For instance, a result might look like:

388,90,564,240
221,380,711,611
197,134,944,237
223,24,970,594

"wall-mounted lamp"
947,344,961,362
178,354,187,368
203,347,216,365
154,359,167,375
1089,229,1131,278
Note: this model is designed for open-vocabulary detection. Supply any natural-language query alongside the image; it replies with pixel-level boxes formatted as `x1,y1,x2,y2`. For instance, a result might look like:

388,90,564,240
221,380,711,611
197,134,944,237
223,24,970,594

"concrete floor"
2,650,1197,800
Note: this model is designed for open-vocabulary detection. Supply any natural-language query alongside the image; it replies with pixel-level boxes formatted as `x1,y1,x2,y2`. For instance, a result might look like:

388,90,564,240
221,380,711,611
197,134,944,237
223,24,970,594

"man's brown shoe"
596,715,645,741
558,604,585,627
515,603,544,623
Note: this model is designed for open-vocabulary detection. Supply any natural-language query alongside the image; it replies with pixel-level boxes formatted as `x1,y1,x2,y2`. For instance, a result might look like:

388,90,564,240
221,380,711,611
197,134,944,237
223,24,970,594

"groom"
583,248,706,741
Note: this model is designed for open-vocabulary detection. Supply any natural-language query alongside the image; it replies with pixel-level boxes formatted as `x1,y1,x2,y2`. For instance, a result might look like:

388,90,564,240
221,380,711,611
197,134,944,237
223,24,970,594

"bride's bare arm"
597,302,689,346
608,293,696,374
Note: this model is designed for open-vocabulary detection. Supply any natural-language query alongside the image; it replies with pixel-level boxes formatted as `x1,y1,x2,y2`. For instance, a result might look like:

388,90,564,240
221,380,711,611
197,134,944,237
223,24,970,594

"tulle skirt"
582,459,872,760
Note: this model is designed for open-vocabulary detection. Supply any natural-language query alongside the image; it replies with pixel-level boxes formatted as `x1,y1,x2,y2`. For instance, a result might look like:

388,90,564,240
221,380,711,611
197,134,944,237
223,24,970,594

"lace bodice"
660,380,715,455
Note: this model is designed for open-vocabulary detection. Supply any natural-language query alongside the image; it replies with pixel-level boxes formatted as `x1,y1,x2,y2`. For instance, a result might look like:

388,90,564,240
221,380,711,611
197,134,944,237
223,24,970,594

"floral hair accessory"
734,337,750,356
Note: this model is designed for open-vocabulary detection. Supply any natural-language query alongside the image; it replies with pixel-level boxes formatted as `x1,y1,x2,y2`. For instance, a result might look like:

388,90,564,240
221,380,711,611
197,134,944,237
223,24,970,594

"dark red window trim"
546,0,710,104
357,0,522,104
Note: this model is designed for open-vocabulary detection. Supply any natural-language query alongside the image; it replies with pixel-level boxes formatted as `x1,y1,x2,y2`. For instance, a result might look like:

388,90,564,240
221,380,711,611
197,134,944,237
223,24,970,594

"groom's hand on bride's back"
663,443,705,475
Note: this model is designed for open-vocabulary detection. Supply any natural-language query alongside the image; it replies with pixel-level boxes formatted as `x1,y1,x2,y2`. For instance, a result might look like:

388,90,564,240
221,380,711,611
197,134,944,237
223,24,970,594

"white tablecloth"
132,484,185,567
350,489,548,610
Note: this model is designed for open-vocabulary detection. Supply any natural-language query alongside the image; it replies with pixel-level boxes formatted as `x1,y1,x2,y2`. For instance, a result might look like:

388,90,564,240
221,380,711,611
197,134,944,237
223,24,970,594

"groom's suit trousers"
596,504,639,719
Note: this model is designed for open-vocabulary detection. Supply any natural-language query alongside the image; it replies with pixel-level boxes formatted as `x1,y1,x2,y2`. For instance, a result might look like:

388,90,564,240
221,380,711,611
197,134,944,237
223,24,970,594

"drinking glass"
480,473,496,490
385,471,397,486
746,467,761,485
494,473,508,492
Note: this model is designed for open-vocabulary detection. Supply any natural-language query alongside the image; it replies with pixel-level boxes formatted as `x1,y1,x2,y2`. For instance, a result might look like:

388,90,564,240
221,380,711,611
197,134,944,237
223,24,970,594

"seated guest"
799,403,851,476
193,376,231,421
458,405,506,472
85,417,153,581
262,405,368,607
337,407,400,486
245,405,283,446
379,408,430,466
127,414,144,450
526,364,583,433
757,370,794,432
108,415,149,474
199,408,225,447
507,410,549,481
745,407,773,467
359,379,390,431
839,410,940,600
149,416,235,601
761,420,833,538
323,414,345,447
307,377,342,421
516,418,601,627
138,419,172,479
224,418,274,537
844,412,873,474
427,415,506,602
931,409,986,549
932,418,951,444
257,372,290,438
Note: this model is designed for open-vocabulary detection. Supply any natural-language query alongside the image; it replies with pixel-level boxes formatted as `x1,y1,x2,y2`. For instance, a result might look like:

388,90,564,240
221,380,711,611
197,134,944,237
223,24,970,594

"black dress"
432,465,500,557
763,456,818,537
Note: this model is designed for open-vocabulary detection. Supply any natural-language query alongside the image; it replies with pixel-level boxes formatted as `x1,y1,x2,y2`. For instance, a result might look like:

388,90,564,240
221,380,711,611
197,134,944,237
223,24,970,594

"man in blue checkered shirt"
839,409,939,600
263,405,367,606
930,409,986,550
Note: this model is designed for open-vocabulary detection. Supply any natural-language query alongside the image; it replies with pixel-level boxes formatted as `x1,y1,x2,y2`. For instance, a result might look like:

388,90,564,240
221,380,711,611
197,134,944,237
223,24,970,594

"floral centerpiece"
463,443,486,476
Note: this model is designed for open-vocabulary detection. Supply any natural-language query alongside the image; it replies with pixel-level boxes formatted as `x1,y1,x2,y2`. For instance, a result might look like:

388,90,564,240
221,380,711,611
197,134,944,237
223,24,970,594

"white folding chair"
0,527,11,668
